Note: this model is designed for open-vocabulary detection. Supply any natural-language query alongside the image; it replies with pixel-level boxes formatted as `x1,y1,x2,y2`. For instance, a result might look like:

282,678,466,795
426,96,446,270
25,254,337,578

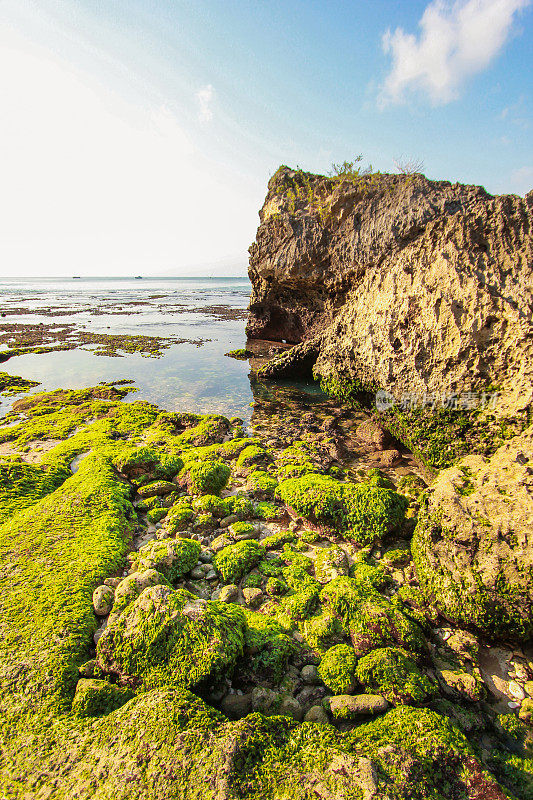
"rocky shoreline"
1,169,533,799
0,378,532,799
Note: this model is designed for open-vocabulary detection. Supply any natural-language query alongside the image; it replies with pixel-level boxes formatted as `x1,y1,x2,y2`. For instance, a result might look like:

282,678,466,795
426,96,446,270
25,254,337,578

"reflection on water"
0,277,327,423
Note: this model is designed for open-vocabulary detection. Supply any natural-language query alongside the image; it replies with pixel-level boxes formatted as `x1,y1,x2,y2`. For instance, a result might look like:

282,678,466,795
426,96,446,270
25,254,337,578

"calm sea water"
0,276,324,422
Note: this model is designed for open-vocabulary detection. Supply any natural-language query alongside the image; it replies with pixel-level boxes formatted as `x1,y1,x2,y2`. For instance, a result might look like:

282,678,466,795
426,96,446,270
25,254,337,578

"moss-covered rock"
349,597,428,658
165,501,194,533
254,500,285,520
137,480,175,498
146,506,168,523
277,473,408,545
222,494,255,519
192,494,226,517
318,644,358,694
97,585,246,689
113,445,160,478
242,608,296,682
355,647,436,705
302,610,345,653
247,469,279,499
213,540,265,584
314,545,349,584
133,538,201,582
236,445,272,470
412,427,533,642
71,678,133,717
328,693,388,719
179,459,230,495
111,569,170,616
262,530,297,550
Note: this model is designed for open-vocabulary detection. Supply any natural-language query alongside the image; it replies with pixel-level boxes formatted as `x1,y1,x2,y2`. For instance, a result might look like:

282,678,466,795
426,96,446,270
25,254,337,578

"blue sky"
1,0,531,275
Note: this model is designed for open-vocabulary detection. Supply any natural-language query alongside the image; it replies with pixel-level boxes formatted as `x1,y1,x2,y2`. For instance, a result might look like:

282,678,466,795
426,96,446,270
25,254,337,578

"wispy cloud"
508,165,533,194
379,0,531,107
196,84,214,122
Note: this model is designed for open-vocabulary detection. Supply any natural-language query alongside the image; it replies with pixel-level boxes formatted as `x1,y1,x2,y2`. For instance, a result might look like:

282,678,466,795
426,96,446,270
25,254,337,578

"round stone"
92,584,114,616
508,681,526,700
301,665,320,685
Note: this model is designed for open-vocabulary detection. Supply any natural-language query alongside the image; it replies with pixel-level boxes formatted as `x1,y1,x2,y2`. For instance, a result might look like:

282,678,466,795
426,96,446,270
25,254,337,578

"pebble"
524,681,533,697
508,701,520,709
190,566,207,579
508,681,526,700
301,665,320,685
304,705,329,725
205,569,217,580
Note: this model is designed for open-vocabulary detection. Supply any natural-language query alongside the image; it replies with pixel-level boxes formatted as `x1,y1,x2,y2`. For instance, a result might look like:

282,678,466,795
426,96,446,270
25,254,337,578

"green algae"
355,647,436,705
0,371,40,397
277,473,408,545
318,643,358,694
213,540,265,584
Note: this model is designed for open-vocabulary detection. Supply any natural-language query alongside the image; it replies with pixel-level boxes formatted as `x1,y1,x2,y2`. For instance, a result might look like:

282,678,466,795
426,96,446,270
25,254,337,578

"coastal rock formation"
412,424,533,642
248,168,533,418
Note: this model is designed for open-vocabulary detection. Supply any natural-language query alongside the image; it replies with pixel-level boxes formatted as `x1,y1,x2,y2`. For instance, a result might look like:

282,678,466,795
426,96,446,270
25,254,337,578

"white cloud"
379,0,531,107
0,26,257,275
196,84,214,123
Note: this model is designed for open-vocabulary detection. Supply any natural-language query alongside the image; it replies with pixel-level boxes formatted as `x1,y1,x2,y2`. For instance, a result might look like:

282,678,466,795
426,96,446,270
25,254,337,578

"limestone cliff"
247,167,533,419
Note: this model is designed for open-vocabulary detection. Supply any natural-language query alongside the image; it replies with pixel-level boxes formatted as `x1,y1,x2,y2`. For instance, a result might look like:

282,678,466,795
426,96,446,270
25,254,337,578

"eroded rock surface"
248,168,533,418
412,425,533,641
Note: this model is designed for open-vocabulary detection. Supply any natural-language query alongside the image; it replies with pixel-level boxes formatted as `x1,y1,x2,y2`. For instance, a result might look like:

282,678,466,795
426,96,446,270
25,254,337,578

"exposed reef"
2,384,533,798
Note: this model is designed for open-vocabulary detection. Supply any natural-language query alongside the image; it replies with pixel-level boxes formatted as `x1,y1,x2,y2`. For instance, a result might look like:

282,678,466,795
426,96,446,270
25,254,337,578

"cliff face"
247,167,533,417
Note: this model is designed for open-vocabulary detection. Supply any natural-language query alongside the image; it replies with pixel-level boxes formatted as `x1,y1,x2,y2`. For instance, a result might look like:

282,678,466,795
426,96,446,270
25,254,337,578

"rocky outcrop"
412,425,533,641
248,168,533,418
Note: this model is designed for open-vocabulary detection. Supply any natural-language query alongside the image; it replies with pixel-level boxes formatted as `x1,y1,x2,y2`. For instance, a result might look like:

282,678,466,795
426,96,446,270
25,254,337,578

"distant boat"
73,276,81,279
134,276,143,280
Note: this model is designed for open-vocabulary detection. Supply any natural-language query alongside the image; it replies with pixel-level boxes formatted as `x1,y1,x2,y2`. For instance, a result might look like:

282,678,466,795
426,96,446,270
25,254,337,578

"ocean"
0,276,324,422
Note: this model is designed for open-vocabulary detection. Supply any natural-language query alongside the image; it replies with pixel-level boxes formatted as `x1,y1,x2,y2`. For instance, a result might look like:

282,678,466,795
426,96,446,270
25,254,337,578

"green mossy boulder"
113,446,160,478
72,678,133,717
247,469,279,499
192,494,227,517
97,585,246,689
179,459,230,495
236,445,272,470
355,647,436,705
146,507,168,523
242,608,296,682
318,643,358,694
277,473,408,545
302,610,345,653
213,540,265,584
223,494,255,519
165,502,194,533
314,545,349,584
133,537,201,582
412,428,533,642
111,569,170,616
137,480,175,498
349,597,428,658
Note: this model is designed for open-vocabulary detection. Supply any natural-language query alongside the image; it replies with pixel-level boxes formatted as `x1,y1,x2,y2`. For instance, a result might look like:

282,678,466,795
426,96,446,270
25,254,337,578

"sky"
0,0,531,277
